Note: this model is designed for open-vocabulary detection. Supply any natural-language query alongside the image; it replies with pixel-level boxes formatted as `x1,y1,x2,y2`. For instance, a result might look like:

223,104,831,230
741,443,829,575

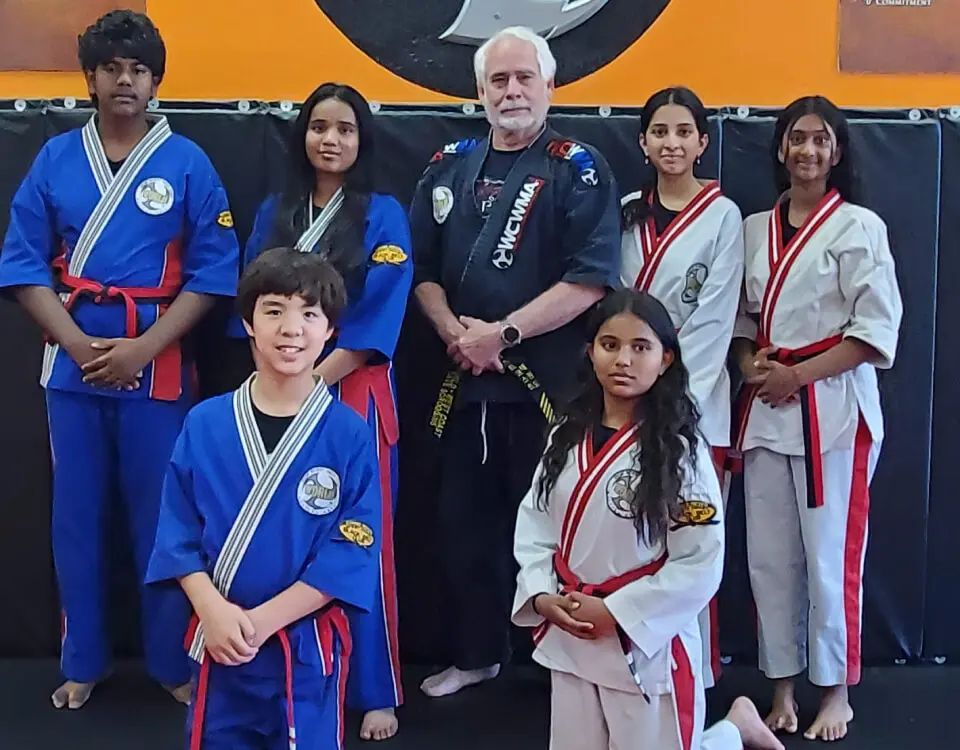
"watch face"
503,325,520,344
312,0,671,98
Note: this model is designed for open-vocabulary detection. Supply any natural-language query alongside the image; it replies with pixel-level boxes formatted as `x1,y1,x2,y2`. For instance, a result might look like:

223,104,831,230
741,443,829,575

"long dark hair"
771,95,860,203
536,290,701,546
269,83,375,290
622,86,710,231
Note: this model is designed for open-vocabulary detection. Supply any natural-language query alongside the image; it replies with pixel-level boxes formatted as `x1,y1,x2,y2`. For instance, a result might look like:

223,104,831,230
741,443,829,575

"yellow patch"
676,500,717,525
339,520,375,548
217,210,234,228
371,244,408,265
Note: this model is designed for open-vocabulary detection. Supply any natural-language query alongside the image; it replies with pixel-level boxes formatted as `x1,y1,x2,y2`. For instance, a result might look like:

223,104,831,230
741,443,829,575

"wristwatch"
500,321,522,348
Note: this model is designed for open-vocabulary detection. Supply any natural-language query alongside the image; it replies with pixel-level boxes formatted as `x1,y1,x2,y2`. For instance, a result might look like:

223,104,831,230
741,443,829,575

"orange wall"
1,0,959,106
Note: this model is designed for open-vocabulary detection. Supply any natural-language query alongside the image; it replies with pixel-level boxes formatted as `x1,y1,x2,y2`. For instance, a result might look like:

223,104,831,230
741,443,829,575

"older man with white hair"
410,25,622,698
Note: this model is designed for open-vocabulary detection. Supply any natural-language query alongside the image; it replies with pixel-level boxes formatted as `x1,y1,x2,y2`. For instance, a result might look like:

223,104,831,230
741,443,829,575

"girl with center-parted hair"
512,289,782,750
731,95,903,742
229,81,412,742
619,85,745,690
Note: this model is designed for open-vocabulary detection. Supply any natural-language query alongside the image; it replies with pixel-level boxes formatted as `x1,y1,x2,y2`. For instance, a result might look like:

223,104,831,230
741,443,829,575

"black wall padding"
925,115,960,660
0,100,950,667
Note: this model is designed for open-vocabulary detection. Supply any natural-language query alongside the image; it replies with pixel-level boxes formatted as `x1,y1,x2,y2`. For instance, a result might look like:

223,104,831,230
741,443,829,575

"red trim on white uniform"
760,189,843,339
632,182,723,292
671,637,696,750
843,416,872,685
559,425,637,560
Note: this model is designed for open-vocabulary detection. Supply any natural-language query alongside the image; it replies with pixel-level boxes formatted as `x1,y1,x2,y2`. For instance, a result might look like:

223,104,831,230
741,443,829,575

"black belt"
429,358,558,439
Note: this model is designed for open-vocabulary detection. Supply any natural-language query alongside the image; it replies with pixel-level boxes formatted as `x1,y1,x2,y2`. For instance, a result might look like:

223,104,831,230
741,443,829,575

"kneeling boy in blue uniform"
146,248,383,750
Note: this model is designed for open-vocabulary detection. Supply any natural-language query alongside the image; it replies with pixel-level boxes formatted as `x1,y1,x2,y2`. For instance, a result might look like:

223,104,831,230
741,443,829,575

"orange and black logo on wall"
314,0,671,98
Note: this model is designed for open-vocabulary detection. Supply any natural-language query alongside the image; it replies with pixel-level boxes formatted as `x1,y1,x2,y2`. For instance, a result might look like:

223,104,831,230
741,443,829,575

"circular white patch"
135,178,175,216
606,468,640,519
297,467,341,516
433,186,454,224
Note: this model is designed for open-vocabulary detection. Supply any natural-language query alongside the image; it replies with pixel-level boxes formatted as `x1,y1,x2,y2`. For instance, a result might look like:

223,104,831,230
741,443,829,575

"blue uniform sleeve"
241,196,278,269
145,416,209,585
335,195,413,360
180,149,241,298
410,161,443,287
0,144,57,292
225,196,277,339
559,146,622,289
300,420,382,613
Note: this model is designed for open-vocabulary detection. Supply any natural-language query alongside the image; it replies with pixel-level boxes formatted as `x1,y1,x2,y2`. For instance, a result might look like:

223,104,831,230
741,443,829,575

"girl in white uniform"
732,96,902,742
513,289,783,750
620,87,744,689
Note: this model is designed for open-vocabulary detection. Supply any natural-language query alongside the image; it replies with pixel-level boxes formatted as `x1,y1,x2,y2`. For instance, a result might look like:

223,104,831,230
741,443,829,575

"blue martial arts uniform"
0,114,240,686
145,377,383,750
230,191,413,710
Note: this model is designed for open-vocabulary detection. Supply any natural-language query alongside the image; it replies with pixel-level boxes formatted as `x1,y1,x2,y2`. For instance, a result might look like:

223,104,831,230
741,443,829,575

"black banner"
0,100,947,666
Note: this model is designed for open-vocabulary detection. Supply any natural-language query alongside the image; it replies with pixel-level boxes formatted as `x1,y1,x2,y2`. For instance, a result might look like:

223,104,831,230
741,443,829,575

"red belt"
187,605,352,750
533,551,666,701
51,254,183,400
730,334,843,508
534,551,666,649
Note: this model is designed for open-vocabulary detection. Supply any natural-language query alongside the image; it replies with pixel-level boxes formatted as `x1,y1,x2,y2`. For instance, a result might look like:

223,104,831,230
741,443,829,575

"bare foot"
419,664,500,698
804,685,853,742
764,678,799,734
51,680,96,710
164,682,192,706
359,707,398,741
726,696,785,750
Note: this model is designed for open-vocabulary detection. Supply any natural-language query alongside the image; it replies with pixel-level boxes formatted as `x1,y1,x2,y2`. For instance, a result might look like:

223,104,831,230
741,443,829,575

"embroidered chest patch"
606,468,640,519
297,467,341,516
135,177,175,216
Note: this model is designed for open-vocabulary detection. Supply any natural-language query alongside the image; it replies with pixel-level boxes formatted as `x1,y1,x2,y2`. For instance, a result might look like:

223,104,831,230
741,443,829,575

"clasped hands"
743,345,803,407
534,591,619,641
68,334,154,391
197,596,271,667
445,315,505,376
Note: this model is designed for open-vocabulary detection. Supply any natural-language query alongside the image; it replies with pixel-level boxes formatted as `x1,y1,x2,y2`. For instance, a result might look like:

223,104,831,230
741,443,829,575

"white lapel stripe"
189,378,333,661
234,381,267,480
42,116,172,386
761,192,842,336
560,427,638,556
296,188,344,253
216,381,330,590
81,117,112,195
70,115,171,277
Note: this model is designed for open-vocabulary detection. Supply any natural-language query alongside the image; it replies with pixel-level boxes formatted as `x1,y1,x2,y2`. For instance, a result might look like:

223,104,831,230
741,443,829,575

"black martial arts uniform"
410,128,622,670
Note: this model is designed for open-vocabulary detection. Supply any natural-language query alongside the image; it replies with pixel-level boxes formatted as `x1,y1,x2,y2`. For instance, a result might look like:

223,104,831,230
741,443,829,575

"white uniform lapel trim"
188,376,333,661
40,115,172,387
296,188,345,253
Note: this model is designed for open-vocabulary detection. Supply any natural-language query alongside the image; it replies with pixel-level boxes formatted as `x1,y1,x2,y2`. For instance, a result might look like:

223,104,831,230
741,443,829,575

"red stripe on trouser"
277,631,297,750
843,417,872,686
187,608,351,750
188,628,298,750
671,637,695,750
332,608,353,750
339,364,403,704
189,656,211,750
